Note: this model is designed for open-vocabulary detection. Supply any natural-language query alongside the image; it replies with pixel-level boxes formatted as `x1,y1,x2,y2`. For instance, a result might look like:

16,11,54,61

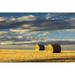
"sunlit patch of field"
0,49,74,62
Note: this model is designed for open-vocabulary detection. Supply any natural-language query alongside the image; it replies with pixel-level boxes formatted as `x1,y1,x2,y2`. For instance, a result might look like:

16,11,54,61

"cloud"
0,14,75,32
0,31,8,35
60,29,75,32
16,15,37,22
6,17,17,23
45,14,52,20
0,17,7,22
0,15,38,30
65,17,75,21
10,29,31,33
48,39,75,41
7,19,75,31
6,15,37,23
1,14,75,45
29,20,71,31
0,15,37,24
0,41,14,45
21,24,32,28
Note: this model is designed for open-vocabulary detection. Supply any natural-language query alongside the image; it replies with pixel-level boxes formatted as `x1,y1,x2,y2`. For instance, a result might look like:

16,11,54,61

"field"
0,44,74,62
0,49,74,62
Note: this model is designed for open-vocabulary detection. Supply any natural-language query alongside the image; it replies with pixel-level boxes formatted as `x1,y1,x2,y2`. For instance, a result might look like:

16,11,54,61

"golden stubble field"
0,49,74,62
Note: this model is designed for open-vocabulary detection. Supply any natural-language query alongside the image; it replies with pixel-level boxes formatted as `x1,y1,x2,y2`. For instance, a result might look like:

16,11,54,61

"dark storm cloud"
0,19,75,31
14,19,75,31
0,14,75,31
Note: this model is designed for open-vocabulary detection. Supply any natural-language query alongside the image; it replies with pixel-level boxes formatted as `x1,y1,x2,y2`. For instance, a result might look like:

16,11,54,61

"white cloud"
69,18,75,21
63,29,75,32
16,36,23,39
42,32,49,36
21,24,32,28
10,17,16,21
16,15,37,22
65,17,75,21
0,15,37,24
45,13,56,20
45,13,52,20
55,29,75,33
65,17,75,23
10,29,31,33
0,17,7,22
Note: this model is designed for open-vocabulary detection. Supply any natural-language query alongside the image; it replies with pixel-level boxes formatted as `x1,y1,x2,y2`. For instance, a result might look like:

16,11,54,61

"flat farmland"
0,45,74,62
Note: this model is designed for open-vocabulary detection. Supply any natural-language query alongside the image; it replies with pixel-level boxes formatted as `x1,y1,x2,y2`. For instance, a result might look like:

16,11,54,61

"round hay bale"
35,44,45,51
38,44,45,50
51,44,61,53
46,44,53,53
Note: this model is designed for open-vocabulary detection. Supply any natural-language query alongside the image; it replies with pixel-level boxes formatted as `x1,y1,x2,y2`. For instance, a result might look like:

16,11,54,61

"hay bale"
51,44,61,53
35,44,45,51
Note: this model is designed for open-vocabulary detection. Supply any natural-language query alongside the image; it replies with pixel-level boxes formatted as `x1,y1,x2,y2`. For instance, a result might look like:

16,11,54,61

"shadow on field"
2,58,75,62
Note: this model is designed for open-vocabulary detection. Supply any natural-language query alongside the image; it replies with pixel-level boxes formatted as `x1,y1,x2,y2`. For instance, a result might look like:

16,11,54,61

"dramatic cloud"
0,14,75,32
0,14,36,24
0,13,75,45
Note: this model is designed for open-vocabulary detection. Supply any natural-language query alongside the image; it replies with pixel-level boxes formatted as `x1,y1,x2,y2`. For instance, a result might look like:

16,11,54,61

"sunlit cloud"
16,15,37,22
21,24,32,28
5,15,37,23
0,14,37,24
0,17,7,22
10,29,31,33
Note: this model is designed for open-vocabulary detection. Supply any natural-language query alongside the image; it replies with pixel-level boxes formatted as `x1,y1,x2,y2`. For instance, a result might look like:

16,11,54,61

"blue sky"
0,13,75,44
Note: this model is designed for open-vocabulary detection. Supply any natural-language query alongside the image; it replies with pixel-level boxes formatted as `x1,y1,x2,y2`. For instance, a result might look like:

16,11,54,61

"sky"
0,13,75,45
